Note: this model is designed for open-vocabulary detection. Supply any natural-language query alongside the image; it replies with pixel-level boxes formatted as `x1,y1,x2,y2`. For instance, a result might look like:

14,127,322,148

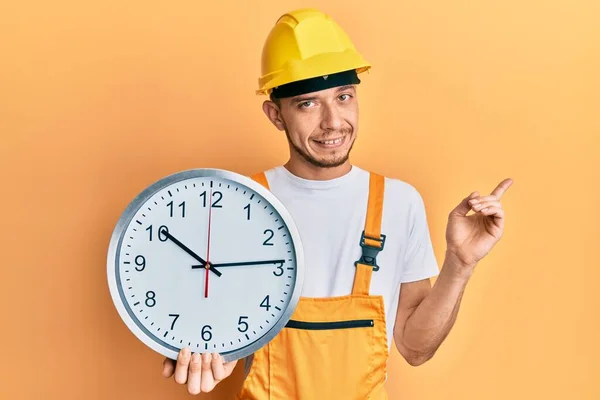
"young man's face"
263,85,359,168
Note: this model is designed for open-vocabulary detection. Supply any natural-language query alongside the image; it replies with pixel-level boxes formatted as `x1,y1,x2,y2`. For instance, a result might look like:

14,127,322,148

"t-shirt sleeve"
400,187,439,282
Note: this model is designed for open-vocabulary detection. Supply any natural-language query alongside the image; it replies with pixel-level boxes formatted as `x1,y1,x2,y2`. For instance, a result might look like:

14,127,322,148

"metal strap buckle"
354,230,386,271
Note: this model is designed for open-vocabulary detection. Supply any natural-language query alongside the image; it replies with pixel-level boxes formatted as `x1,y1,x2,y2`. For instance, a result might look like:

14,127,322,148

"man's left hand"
445,178,514,273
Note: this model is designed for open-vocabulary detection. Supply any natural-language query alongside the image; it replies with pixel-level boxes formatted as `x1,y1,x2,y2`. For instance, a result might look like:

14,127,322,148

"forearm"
396,251,474,364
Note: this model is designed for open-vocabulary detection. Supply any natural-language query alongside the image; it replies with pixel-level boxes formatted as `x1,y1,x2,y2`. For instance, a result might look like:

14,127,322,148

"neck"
284,157,352,181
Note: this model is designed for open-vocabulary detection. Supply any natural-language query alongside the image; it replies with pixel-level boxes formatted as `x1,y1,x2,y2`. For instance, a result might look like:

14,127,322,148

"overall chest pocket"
268,316,383,400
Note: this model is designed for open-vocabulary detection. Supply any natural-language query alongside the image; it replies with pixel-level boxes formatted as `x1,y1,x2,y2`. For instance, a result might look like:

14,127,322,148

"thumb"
450,191,479,217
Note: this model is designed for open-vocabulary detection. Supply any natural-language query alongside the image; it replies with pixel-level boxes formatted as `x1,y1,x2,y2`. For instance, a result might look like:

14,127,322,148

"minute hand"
193,259,286,269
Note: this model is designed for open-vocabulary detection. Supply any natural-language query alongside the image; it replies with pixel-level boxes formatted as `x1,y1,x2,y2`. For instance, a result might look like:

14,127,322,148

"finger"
479,205,505,219
491,178,513,200
212,353,227,381
162,357,176,378
468,195,499,204
450,191,479,217
471,200,502,212
200,352,216,393
187,352,202,395
174,348,191,385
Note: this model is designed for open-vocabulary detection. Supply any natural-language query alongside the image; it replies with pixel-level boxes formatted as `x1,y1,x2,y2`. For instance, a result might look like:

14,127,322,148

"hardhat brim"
256,49,371,96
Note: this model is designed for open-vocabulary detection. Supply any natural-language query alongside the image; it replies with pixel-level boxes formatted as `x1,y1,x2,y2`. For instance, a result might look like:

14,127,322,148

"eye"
299,100,315,109
339,93,352,101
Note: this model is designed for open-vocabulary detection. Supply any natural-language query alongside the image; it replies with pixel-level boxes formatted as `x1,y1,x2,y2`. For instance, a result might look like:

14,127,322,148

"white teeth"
317,138,342,145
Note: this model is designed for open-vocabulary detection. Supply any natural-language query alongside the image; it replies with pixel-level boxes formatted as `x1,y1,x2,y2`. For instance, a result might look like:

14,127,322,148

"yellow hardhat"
257,8,371,97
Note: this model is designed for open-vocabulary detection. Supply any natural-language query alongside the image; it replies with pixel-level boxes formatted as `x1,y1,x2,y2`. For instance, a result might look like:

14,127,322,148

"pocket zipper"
285,319,374,330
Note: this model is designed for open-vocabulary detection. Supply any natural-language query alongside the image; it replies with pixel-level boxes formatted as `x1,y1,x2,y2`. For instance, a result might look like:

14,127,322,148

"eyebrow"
291,85,356,104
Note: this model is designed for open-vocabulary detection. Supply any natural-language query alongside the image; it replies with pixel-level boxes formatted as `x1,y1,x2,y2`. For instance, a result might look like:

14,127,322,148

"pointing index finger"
491,178,514,199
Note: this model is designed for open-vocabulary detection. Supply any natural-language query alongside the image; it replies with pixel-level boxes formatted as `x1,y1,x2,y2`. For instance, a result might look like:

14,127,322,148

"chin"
307,151,351,168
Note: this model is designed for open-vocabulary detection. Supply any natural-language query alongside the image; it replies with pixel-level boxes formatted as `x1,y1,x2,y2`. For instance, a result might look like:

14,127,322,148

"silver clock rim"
106,168,305,363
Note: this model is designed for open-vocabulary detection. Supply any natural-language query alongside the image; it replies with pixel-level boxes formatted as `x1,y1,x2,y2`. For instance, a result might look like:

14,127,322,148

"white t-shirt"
243,164,439,374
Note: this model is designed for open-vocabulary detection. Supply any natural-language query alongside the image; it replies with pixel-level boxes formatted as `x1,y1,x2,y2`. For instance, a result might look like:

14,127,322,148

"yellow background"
1,0,598,399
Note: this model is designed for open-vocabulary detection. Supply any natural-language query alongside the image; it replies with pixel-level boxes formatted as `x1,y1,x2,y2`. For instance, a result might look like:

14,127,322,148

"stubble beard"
284,128,355,169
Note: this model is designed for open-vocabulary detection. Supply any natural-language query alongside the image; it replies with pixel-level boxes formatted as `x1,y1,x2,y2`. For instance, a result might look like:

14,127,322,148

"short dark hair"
270,92,280,106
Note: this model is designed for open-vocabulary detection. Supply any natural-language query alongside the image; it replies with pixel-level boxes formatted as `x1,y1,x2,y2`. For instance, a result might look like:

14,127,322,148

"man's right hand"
162,348,238,395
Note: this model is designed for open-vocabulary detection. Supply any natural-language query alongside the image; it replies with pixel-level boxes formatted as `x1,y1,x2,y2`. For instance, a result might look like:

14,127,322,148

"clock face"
107,169,304,362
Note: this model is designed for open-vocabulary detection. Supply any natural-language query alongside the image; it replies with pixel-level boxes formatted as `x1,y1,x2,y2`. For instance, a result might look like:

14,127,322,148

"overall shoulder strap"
352,172,385,295
250,171,270,190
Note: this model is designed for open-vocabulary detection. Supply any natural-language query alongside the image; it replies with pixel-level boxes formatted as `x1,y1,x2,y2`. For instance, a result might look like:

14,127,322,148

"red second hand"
204,189,212,298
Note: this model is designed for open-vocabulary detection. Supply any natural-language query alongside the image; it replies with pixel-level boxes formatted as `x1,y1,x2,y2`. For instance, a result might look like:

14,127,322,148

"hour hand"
160,229,222,277
192,259,285,269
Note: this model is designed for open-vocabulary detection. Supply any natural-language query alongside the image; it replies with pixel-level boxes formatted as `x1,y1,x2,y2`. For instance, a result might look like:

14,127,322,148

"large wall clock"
107,168,304,362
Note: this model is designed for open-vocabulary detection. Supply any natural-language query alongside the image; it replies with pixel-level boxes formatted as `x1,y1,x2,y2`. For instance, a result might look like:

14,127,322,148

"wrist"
443,250,476,282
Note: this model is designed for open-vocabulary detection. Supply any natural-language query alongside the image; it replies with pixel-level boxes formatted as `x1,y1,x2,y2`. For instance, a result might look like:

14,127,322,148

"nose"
320,103,344,132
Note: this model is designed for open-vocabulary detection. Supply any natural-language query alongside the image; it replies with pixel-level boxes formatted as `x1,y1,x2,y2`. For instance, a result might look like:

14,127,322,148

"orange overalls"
236,171,389,400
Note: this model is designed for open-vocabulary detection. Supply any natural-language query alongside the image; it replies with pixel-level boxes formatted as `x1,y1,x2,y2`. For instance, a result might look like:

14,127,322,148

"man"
161,8,513,398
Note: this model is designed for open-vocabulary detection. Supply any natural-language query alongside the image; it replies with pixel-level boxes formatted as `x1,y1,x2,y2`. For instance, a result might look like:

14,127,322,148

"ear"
262,100,286,131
